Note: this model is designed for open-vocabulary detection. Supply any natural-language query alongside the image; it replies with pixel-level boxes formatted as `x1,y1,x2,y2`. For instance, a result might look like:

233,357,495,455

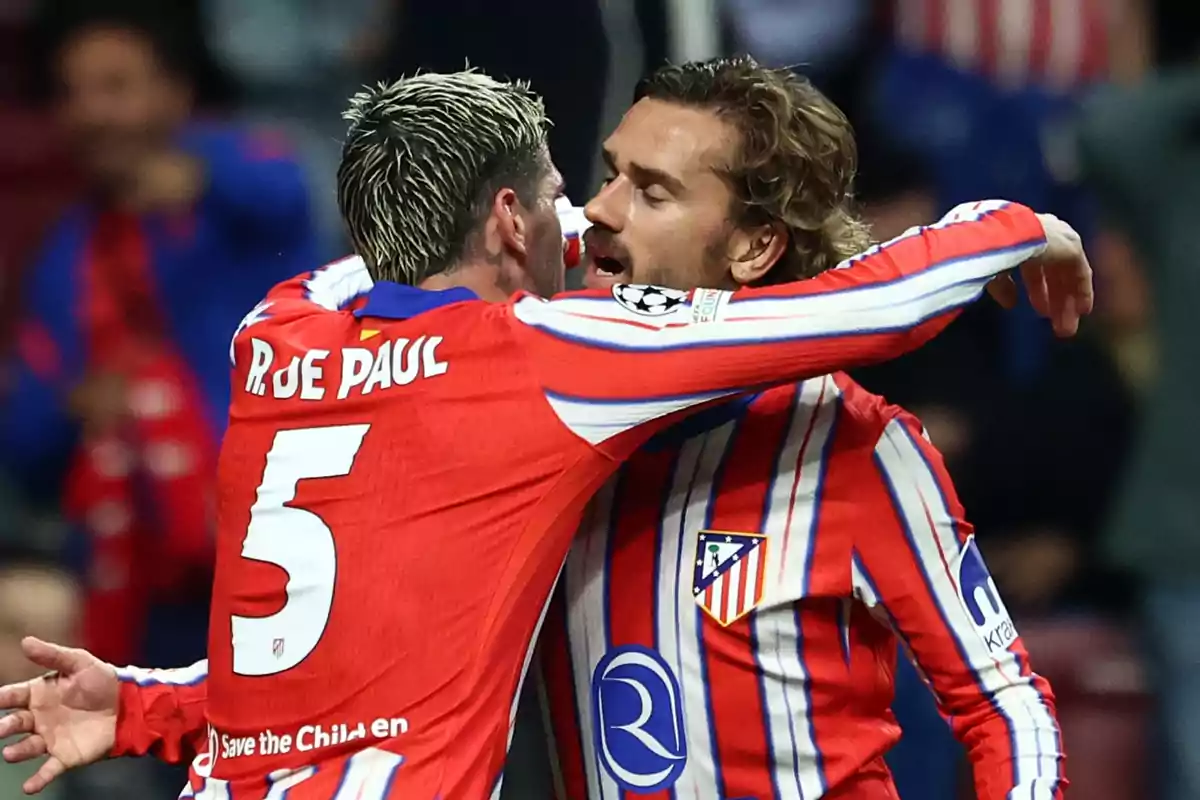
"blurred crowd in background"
0,0,1196,798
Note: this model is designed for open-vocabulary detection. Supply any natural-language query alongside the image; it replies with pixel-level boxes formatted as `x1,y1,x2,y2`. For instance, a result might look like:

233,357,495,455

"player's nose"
583,179,626,234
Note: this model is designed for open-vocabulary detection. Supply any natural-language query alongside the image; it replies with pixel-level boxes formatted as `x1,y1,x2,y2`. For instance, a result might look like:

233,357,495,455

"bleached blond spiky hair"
337,71,551,285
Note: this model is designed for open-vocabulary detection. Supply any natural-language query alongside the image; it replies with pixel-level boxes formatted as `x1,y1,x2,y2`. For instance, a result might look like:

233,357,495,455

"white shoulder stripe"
303,255,375,310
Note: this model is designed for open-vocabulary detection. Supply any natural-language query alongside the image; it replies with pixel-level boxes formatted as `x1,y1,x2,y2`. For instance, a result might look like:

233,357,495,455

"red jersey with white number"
106,201,1048,800
539,375,1065,800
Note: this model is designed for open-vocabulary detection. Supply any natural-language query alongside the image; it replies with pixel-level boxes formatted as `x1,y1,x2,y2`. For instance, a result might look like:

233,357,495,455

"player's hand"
0,637,118,794
985,213,1094,337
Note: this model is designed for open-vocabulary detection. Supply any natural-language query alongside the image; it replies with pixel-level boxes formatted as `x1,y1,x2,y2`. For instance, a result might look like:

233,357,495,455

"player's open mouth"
577,235,628,289
593,257,624,275
584,255,628,290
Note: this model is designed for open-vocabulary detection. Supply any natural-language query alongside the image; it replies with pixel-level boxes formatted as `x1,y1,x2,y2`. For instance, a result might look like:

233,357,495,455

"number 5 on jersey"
232,424,370,676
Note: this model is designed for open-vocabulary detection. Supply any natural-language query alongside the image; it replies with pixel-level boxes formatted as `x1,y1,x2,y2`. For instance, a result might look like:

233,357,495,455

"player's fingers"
1019,260,1051,317
0,710,35,741
23,755,65,795
1042,259,1066,336
0,682,32,713
3,733,46,764
985,274,1018,309
1052,264,1079,337
1049,255,1088,337
21,637,87,676
1053,292,1080,338
1073,249,1095,315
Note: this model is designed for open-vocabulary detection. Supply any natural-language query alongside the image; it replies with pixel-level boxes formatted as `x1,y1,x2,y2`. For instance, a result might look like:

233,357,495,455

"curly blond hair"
636,56,870,282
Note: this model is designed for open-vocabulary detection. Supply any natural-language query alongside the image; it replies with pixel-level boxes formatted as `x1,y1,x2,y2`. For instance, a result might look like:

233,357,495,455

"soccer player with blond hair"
0,65,1087,800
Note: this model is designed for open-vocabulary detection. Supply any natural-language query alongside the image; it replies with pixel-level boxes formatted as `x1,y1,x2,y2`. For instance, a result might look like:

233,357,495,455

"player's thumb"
21,637,90,675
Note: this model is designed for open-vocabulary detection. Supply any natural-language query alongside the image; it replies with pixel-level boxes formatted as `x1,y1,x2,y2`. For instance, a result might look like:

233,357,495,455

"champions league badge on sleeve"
591,645,688,792
955,536,1019,654
692,530,768,626
612,284,688,317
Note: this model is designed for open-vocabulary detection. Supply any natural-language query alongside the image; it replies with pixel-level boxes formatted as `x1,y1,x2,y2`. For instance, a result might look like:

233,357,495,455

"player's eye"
640,187,667,206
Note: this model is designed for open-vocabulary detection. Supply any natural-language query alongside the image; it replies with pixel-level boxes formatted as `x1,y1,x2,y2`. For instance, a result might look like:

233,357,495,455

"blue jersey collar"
354,281,478,320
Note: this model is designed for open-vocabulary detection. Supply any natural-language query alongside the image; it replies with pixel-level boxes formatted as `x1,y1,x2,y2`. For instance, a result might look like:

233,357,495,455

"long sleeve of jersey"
110,661,210,764
850,413,1066,800
509,200,1046,450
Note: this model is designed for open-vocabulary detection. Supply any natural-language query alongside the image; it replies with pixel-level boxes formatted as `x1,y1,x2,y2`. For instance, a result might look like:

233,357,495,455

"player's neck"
418,262,512,303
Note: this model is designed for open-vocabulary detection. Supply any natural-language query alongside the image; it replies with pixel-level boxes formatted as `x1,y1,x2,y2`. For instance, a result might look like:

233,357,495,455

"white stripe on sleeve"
115,659,209,686
543,389,737,445
873,420,1062,798
514,201,1043,357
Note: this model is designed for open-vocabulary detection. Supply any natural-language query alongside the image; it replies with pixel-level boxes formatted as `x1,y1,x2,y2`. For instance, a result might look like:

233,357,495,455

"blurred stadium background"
0,0,1195,798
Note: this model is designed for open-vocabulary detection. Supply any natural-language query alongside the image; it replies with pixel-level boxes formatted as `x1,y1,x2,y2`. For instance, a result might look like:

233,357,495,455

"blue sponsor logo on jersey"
956,537,1018,653
591,645,687,792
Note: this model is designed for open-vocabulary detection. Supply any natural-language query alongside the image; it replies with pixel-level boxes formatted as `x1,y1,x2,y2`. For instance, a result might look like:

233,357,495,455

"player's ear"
727,221,788,286
491,187,527,259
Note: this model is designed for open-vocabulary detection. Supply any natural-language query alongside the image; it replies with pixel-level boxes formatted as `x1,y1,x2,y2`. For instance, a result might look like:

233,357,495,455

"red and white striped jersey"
103,201,1051,800
538,375,1065,800
893,0,1112,90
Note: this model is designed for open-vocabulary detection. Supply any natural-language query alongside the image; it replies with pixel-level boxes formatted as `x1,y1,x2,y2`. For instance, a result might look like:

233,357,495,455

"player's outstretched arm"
851,413,1066,800
511,201,1089,449
0,637,118,794
0,638,209,794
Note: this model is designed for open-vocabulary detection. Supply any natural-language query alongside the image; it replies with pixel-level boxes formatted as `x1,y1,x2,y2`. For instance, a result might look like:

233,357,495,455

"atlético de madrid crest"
692,530,768,626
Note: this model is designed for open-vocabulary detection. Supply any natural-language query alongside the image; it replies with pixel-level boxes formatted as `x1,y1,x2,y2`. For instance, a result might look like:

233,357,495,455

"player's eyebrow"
601,147,685,196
